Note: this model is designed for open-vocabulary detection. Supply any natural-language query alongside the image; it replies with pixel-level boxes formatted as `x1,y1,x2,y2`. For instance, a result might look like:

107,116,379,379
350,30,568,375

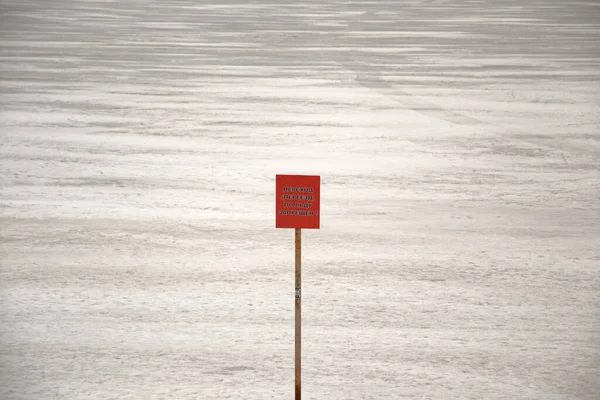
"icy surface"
1,0,599,399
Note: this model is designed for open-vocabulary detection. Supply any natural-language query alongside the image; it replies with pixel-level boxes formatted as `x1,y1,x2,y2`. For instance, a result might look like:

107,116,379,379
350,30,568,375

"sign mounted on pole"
275,174,320,400
276,174,320,229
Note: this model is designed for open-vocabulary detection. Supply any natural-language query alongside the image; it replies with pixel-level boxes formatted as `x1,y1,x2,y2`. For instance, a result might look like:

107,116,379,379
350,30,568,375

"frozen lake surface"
1,0,599,398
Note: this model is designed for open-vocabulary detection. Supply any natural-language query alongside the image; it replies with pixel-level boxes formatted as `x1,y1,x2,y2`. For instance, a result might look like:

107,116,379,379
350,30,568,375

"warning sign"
276,175,320,229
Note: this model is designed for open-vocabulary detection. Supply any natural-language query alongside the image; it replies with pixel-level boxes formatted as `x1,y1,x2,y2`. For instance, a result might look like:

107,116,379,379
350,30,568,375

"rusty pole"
295,228,302,400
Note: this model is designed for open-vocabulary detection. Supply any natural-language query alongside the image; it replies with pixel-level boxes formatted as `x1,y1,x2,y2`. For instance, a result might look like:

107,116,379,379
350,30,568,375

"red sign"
276,175,320,229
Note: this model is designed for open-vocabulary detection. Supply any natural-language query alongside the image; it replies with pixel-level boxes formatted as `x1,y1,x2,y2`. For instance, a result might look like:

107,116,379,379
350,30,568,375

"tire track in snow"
305,3,600,159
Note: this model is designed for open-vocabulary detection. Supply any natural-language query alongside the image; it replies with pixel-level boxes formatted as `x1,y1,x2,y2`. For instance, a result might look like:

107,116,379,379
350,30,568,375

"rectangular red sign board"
276,175,320,229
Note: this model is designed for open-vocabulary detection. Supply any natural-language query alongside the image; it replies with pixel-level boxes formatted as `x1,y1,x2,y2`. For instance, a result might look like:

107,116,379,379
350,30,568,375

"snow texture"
1,0,599,399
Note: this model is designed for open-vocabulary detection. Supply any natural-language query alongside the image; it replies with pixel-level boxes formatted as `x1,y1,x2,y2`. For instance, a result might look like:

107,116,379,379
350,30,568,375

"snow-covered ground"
1,0,599,399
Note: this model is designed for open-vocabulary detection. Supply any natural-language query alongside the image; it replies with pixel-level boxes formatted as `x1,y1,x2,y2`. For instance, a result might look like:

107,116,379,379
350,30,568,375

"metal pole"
295,228,302,400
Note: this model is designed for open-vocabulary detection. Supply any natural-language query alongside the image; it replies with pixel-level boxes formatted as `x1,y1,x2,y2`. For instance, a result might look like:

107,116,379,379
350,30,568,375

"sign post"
295,227,301,399
276,174,321,400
